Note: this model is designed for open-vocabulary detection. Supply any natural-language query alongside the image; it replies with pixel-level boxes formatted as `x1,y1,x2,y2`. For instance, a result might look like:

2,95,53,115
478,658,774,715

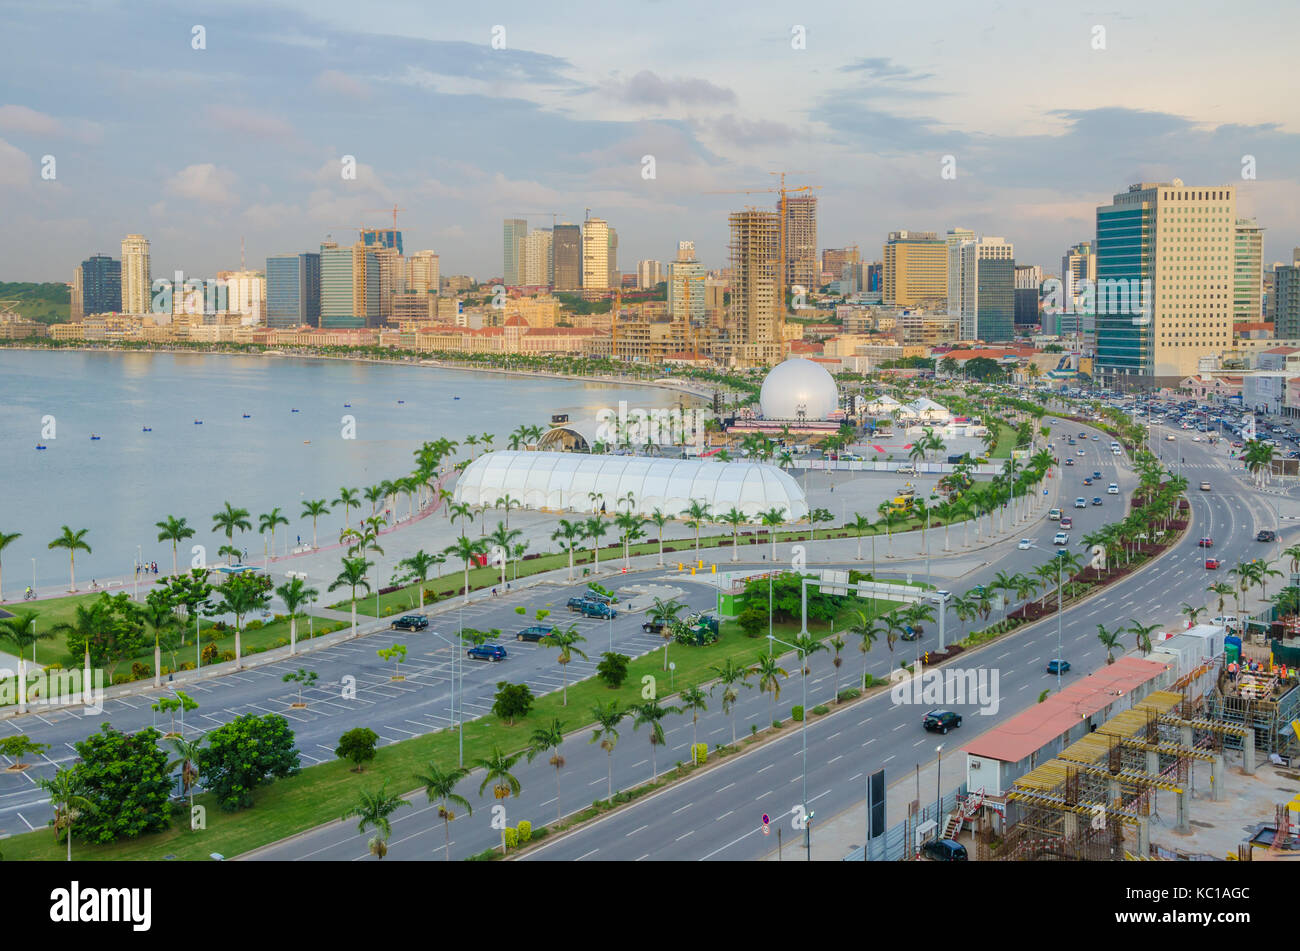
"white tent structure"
453,451,809,521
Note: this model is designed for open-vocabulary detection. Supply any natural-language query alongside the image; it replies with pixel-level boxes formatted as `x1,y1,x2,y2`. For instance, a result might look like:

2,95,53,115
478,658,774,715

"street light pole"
935,743,944,842
769,629,810,861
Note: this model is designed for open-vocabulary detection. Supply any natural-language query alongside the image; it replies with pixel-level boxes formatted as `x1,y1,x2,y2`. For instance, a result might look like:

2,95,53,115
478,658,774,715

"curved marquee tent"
453,451,809,522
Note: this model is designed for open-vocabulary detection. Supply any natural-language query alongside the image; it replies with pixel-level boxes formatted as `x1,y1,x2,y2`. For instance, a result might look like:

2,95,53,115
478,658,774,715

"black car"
921,839,969,862
516,625,554,642
922,710,962,734
642,618,667,634
391,614,428,631
1257,530,1277,542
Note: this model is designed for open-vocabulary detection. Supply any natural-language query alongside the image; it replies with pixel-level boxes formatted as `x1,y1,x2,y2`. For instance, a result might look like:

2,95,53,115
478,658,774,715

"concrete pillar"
1212,755,1225,801
1180,725,1194,749
1176,788,1190,833
1063,810,1078,839
1146,750,1160,776
1108,779,1121,805
1137,816,1150,855
1243,730,1256,775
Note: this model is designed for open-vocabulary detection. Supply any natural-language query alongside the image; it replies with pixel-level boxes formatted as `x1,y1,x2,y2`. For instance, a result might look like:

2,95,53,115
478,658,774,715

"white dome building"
759,357,840,421
453,451,809,521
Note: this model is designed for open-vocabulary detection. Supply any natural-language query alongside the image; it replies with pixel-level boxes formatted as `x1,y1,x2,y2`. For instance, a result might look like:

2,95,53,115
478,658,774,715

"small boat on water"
194,420,203,425
344,402,352,408
242,414,252,419
397,400,405,404
453,396,460,400
35,445,47,450
291,408,299,413
90,434,101,440
142,427,152,432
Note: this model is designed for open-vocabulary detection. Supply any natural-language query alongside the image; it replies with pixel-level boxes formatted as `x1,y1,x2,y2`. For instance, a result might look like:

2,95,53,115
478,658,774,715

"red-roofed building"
959,656,1172,802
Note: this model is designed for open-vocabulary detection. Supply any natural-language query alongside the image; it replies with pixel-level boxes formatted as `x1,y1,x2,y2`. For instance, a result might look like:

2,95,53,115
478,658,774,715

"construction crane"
366,205,405,233
511,212,562,229
704,172,820,335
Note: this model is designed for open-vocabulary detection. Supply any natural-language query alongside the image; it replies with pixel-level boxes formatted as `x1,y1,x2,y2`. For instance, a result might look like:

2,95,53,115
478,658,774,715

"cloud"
839,58,935,83
706,114,796,148
164,164,239,205
0,137,33,185
0,104,102,142
605,71,737,107
313,69,371,100
202,105,294,139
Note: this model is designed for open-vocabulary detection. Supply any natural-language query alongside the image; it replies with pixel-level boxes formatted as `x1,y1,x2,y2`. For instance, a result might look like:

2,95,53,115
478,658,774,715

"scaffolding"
1205,665,1300,756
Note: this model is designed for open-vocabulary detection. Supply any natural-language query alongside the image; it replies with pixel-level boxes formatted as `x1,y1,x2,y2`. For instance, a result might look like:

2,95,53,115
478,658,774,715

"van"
897,464,916,475
1048,507,1062,521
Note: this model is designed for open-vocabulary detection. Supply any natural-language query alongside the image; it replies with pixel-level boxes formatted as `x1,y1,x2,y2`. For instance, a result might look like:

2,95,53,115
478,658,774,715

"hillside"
0,281,70,324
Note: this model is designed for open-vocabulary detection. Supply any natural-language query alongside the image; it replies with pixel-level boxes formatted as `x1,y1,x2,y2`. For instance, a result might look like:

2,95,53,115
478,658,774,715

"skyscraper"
728,209,783,366
1234,218,1264,323
374,245,406,321
320,242,379,328
780,195,818,293
503,219,528,286
1014,265,1042,328
945,228,976,324
121,234,151,315
581,217,610,292
1274,250,1300,339
522,230,553,286
637,259,665,289
361,228,403,255
607,227,619,287
266,253,321,328
406,250,440,295
822,247,861,283
553,224,582,291
883,231,946,307
79,253,121,316
667,242,705,321
70,265,83,321
1095,179,1235,382
950,237,1014,341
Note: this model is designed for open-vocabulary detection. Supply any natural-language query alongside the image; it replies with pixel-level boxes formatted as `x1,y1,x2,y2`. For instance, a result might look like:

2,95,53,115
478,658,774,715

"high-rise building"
266,253,321,328
79,253,121,317
607,228,619,288
503,218,528,286
948,237,1014,341
1061,242,1096,314
553,224,582,291
1014,265,1042,328
406,250,440,295
821,247,860,283
361,228,403,255
728,209,783,366
70,265,83,321
1234,218,1264,323
120,234,151,315
522,230,553,287
320,242,379,328
581,217,610,292
667,242,705,322
945,228,976,324
220,269,266,322
1095,179,1235,382
637,259,665,289
373,246,406,322
1275,251,1300,339
780,195,818,293
974,255,1015,343
883,231,946,307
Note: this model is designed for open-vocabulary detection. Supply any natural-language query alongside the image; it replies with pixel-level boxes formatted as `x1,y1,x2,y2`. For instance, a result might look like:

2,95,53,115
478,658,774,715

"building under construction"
726,209,784,368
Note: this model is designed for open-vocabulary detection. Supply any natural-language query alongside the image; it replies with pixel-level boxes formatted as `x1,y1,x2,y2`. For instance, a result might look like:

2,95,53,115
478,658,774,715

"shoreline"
0,343,717,404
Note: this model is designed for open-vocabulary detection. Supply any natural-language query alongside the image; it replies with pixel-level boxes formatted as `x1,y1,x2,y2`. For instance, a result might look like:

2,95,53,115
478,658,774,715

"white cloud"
203,105,294,139
313,70,371,100
0,137,33,185
164,164,239,205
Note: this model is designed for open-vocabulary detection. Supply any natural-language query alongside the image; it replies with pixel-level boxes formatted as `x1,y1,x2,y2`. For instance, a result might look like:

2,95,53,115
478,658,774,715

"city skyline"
3,0,1299,283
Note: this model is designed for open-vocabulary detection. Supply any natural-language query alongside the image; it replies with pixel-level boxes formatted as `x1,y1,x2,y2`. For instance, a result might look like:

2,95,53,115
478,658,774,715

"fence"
790,460,1003,475
842,784,969,861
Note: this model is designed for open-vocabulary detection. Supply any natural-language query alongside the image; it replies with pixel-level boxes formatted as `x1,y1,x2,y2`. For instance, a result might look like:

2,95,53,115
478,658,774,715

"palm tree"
539,624,589,705
848,514,872,561
334,487,360,531
647,508,671,567
1096,623,1123,664
341,784,410,859
166,736,205,814
48,526,91,591
154,516,194,576
0,529,20,601
849,609,884,692
0,610,48,713
475,746,524,803
828,634,846,702
211,503,251,562
1257,560,1283,602
275,576,319,654
397,550,439,609
760,507,786,563
751,651,789,712
583,516,609,571
629,699,685,780
1127,618,1159,656
328,556,373,637
444,535,487,601
551,520,585,582
613,511,647,570
809,507,834,541
682,499,712,554
35,769,95,861
1207,581,1234,618
527,719,567,822
258,507,289,562
495,494,522,531
1180,602,1203,629
413,762,472,861
488,523,523,588
589,701,625,798
678,684,709,750
300,499,331,549
710,507,746,563
1283,544,1300,576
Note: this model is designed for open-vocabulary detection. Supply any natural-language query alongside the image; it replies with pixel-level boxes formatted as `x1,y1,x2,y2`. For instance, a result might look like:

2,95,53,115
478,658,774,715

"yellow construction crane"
366,205,406,233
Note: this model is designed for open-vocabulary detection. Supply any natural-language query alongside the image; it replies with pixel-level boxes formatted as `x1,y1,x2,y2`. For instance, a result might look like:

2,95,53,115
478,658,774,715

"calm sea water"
0,350,697,590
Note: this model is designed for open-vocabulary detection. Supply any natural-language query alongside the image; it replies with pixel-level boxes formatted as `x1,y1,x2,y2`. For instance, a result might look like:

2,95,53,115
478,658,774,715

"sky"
2,0,1298,283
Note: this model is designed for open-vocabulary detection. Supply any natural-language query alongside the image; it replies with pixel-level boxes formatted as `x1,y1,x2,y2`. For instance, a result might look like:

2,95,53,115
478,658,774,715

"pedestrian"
297,535,301,546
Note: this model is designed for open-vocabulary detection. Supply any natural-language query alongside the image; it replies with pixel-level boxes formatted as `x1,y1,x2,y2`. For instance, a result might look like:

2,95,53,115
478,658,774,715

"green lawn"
0,593,902,861
990,424,1018,458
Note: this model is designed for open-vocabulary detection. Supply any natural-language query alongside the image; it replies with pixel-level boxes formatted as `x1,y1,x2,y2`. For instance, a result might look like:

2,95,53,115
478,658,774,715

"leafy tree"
198,713,301,811
35,769,95,861
282,668,319,705
336,727,381,772
341,784,410,859
51,593,147,681
210,571,272,668
491,680,534,725
596,651,631,689
68,723,172,843
0,734,49,768
150,691,198,735
414,762,472,861
378,643,408,678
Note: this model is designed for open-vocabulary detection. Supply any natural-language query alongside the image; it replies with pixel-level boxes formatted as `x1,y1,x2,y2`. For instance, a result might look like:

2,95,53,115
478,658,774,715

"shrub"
750,724,759,736
771,719,782,730
201,644,218,664
517,820,532,844
130,662,151,680
196,713,300,812
179,661,196,671
812,704,830,716
503,826,518,849
691,742,708,765
220,650,236,662
596,652,631,689
838,688,861,701
335,727,379,771
791,705,804,722
245,619,264,631
738,605,768,638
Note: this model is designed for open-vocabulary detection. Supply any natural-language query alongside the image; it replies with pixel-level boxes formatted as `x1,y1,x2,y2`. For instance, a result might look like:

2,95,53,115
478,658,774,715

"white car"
1166,434,1176,441
1053,531,1070,546
1211,615,1240,630
1074,497,1087,508
1076,449,1085,456
1018,538,1032,550
1107,483,1119,494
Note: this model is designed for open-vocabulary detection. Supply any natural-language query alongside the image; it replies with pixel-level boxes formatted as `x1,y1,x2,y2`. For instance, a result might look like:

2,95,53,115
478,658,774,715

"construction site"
952,647,1300,862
